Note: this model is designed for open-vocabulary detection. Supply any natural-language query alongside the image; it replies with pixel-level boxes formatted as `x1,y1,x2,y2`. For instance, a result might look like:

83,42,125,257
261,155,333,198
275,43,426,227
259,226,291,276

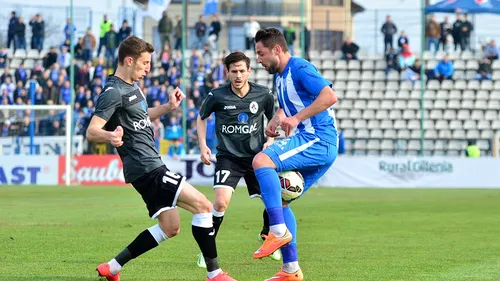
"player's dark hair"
118,36,154,65
223,51,250,70
254,28,288,53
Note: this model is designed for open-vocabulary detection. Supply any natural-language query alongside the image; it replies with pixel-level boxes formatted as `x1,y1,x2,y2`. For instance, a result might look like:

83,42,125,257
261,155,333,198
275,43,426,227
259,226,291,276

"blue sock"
255,167,284,226
281,206,298,263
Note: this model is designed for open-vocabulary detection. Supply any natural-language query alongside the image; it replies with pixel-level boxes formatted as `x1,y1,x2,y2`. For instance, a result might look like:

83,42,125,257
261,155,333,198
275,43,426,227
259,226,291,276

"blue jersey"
274,57,338,142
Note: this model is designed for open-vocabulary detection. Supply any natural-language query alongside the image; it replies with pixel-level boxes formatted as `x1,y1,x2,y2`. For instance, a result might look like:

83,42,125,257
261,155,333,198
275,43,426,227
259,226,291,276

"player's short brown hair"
223,51,250,70
118,36,154,65
254,28,288,53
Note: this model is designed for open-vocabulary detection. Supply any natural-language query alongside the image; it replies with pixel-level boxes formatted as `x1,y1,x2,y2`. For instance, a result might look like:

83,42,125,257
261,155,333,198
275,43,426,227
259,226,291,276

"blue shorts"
263,132,337,193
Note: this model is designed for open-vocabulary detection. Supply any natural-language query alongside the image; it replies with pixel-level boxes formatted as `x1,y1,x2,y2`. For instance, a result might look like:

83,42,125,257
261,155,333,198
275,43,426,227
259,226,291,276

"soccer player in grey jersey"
196,51,281,268
86,36,236,281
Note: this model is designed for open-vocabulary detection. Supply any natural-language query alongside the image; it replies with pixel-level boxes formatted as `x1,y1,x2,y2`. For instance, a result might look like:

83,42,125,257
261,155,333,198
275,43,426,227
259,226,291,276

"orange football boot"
253,229,292,259
264,268,304,281
206,271,238,281
96,263,120,281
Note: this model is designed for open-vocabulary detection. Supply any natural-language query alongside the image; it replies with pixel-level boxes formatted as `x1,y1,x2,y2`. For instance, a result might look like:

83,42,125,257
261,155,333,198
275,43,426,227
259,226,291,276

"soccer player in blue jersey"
252,28,339,281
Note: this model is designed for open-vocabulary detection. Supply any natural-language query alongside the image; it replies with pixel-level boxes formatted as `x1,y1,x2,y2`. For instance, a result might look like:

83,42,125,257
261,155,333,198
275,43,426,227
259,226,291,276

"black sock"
212,215,224,238
261,208,270,237
115,229,159,266
192,225,219,272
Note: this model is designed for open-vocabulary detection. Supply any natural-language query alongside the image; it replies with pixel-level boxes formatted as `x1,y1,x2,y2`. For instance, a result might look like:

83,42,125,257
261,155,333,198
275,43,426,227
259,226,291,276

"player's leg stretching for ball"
96,172,237,281
252,133,337,280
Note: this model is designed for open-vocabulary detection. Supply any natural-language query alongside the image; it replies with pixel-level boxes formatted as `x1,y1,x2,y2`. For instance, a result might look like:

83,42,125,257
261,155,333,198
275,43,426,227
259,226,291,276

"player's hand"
200,145,213,165
265,118,281,138
167,87,186,109
110,126,124,147
280,116,300,137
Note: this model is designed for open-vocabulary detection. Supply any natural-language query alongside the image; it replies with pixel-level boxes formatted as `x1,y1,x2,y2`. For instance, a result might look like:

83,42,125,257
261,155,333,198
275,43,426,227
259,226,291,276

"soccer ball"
279,171,304,201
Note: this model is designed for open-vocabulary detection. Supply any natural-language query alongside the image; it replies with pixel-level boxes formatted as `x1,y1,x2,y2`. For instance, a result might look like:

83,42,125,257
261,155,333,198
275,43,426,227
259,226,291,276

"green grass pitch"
0,186,499,281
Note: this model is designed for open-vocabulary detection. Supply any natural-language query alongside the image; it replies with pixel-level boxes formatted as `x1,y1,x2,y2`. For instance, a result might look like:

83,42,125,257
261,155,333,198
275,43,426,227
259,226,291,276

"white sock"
270,223,287,237
283,261,300,274
107,259,122,275
207,268,223,279
212,207,225,218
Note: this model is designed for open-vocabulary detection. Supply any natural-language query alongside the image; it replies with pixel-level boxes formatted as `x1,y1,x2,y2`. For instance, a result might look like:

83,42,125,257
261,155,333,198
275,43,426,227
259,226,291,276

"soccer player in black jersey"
86,36,237,281
196,51,280,268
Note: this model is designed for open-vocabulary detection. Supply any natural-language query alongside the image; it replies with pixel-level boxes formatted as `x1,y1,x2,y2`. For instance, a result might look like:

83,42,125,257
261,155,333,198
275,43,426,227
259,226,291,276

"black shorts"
131,165,185,219
214,155,261,198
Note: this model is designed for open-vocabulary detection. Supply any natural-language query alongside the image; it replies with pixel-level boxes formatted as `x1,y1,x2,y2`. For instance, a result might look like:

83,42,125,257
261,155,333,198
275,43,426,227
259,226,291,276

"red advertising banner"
58,155,127,185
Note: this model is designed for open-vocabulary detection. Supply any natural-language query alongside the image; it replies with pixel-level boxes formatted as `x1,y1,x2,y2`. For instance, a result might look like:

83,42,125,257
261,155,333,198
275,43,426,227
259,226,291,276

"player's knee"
214,198,229,212
252,152,274,170
158,221,180,238
193,195,213,214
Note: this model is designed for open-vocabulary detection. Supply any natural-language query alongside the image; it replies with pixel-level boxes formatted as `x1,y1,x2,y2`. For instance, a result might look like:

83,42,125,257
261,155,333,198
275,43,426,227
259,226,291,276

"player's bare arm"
86,116,124,147
196,115,212,165
148,87,186,120
265,108,285,137
281,87,338,136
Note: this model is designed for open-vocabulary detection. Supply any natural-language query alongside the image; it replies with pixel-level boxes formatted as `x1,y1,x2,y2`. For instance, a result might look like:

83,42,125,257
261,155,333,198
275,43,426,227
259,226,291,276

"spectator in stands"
164,116,182,140
302,25,311,60
1,66,12,84
284,22,297,56
14,62,28,86
397,30,409,52
398,44,415,69
173,15,182,50
43,79,59,104
476,57,492,81
82,28,96,62
385,47,400,78
14,17,26,51
118,20,132,43
64,18,76,43
60,80,71,104
194,15,207,49
452,14,464,51
433,55,454,81
8,11,18,50
43,47,58,69
212,58,225,84
187,121,199,154
152,118,165,150
189,49,203,79
0,46,7,68
97,15,112,57
425,15,441,54
29,14,45,52
380,15,397,53
158,11,173,48
465,140,480,158
207,14,221,50
483,40,498,61
243,15,260,50
34,86,46,105
440,16,452,51
405,59,424,84
159,44,171,71
167,138,186,159
202,44,213,69
461,14,473,51
104,24,119,70
58,46,71,68
0,77,15,98
341,37,359,61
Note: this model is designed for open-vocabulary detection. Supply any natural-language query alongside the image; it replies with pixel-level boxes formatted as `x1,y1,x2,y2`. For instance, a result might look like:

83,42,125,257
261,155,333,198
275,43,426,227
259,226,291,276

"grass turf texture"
0,186,499,281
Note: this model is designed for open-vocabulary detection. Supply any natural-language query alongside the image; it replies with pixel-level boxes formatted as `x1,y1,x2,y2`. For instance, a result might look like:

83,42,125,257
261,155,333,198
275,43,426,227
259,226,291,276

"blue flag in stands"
204,0,218,16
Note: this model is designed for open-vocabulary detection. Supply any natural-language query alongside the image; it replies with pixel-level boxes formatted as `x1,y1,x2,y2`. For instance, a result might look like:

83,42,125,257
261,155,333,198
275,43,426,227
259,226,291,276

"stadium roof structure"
425,0,500,14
